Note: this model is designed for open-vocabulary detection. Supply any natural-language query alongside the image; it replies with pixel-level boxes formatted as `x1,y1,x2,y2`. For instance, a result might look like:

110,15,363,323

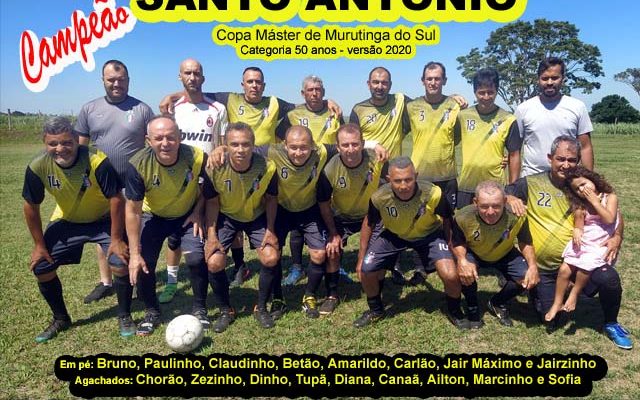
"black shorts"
434,179,458,211
465,248,527,281
33,218,127,275
455,190,475,210
361,229,453,273
216,213,269,251
335,216,383,247
275,205,327,251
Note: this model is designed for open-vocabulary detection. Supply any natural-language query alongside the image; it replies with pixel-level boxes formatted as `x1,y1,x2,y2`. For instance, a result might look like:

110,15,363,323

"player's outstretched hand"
505,195,526,217
107,238,129,264
30,244,54,271
521,266,540,290
326,234,342,258
457,258,478,286
208,146,227,169
184,211,204,241
128,255,148,286
451,94,468,109
373,144,389,163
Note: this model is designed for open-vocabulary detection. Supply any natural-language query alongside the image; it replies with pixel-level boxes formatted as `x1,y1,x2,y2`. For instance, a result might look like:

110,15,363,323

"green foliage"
590,95,640,123
593,122,640,135
614,68,640,98
456,19,603,111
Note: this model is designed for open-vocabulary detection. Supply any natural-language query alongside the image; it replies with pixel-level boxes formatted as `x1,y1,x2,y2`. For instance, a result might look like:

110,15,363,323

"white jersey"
173,95,228,154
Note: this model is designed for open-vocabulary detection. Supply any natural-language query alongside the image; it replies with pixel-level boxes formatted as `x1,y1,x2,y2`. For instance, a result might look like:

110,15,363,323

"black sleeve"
254,145,270,158
316,171,333,201
199,155,217,199
324,144,338,159
349,109,359,125
367,200,382,226
95,159,122,199
276,116,291,141
434,191,453,219
266,174,278,196
22,166,45,205
402,95,412,135
505,120,522,153
277,98,296,119
125,164,146,201
450,218,467,247
516,218,533,245
505,177,528,204
338,114,346,125
453,115,462,146
205,92,229,106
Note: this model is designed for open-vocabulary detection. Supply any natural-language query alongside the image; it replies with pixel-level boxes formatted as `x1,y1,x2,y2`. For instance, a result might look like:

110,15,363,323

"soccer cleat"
35,318,71,343
487,299,513,327
229,264,251,288
391,267,406,286
136,312,160,336
353,309,385,328
407,271,427,286
283,265,305,286
158,283,178,304
192,308,211,331
302,295,320,319
253,306,275,329
118,315,136,338
466,307,485,330
84,283,114,304
604,323,633,350
443,307,471,330
319,296,340,315
213,308,235,333
338,268,354,284
270,299,288,320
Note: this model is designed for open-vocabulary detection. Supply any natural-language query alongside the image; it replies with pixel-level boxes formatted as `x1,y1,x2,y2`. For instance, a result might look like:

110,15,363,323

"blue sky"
1,0,639,115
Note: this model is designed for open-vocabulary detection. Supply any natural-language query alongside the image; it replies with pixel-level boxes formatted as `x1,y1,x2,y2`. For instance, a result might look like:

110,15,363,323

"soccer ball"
165,314,204,353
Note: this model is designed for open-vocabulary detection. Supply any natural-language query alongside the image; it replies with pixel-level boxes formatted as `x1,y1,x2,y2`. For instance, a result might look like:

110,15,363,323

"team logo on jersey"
416,203,426,218
310,165,318,179
442,109,451,122
366,169,373,183
252,178,260,191
390,107,397,118
186,170,194,182
501,229,510,241
82,174,91,188
126,110,134,123
207,116,214,127
492,122,500,134
152,174,161,186
262,108,270,117
324,118,332,129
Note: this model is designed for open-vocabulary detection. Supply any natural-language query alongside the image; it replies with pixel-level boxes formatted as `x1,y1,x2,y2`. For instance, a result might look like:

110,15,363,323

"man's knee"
36,270,57,283
309,249,326,265
259,247,279,268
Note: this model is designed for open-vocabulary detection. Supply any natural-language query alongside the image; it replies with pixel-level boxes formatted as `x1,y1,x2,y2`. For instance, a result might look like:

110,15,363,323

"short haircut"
285,125,314,143
146,114,177,133
368,66,391,82
474,180,505,199
42,116,75,138
336,123,363,143
472,68,499,92
537,56,565,77
302,75,324,90
388,156,414,171
549,135,581,162
422,61,446,80
225,121,255,145
102,59,129,77
243,66,264,81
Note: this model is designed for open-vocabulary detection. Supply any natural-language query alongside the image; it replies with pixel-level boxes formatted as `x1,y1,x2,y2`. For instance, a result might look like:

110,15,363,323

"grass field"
1,130,639,399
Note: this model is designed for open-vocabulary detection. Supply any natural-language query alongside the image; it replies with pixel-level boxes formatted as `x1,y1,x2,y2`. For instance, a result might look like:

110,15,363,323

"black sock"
113,274,133,318
446,295,464,319
208,270,231,309
137,270,160,314
461,281,479,309
289,230,304,266
367,295,384,314
258,266,275,309
325,271,339,298
38,276,70,321
305,262,325,296
379,277,385,294
231,247,244,269
272,262,283,301
491,280,522,307
188,264,208,311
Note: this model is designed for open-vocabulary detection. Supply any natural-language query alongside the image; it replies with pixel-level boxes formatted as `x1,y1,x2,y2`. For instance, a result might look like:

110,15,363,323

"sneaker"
353,309,385,328
604,323,633,350
158,283,177,304
84,283,114,304
302,295,320,319
443,307,470,330
338,268,354,284
229,264,251,288
192,308,211,331
391,267,406,286
213,308,235,333
270,299,288,320
467,307,485,330
408,271,427,286
487,299,513,327
253,305,275,329
283,265,305,286
35,318,71,343
136,312,160,336
319,296,340,315
118,315,136,338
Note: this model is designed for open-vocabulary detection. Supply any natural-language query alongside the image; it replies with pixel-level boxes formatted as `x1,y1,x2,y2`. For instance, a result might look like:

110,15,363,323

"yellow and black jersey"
369,180,451,240
208,154,277,222
506,173,573,271
319,149,384,220
210,92,294,146
456,106,520,193
259,143,330,212
350,93,410,158
22,146,120,223
277,104,343,145
126,144,214,218
452,204,530,263
405,96,460,181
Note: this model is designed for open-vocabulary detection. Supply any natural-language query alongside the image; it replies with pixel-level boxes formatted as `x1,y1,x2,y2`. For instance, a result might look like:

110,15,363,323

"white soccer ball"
165,314,204,353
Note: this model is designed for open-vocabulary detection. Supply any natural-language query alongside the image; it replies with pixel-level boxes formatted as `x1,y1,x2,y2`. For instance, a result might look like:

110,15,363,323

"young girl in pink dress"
545,166,619,322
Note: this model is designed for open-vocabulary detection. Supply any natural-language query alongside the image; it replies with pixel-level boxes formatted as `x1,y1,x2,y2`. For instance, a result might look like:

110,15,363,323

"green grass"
1,130,639,399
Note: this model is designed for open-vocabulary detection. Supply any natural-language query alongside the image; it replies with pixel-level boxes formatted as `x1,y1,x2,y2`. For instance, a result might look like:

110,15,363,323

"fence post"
7,109,11,131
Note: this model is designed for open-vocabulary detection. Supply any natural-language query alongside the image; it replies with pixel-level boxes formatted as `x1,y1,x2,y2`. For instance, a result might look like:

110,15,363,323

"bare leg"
563,267,591,312
545,262,572,322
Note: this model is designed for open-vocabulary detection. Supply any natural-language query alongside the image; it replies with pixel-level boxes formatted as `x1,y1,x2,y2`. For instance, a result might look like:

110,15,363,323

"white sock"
167,265,179,284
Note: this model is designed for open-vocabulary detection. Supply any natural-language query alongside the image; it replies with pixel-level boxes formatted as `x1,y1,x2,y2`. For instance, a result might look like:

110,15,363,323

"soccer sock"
378,277,385,294
305,261,325,296
289,230,304,266
166,265,179,285
325,271,339,298
491,280,522,307
272,262,284,301
113,274,133,318
258,266,276,309
461,281,479,310
446,295,465,319
137,271,160,314
38,276,70,321
187,264,208,311
367,295,384,314
231,247,244,268
208,270,231,309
